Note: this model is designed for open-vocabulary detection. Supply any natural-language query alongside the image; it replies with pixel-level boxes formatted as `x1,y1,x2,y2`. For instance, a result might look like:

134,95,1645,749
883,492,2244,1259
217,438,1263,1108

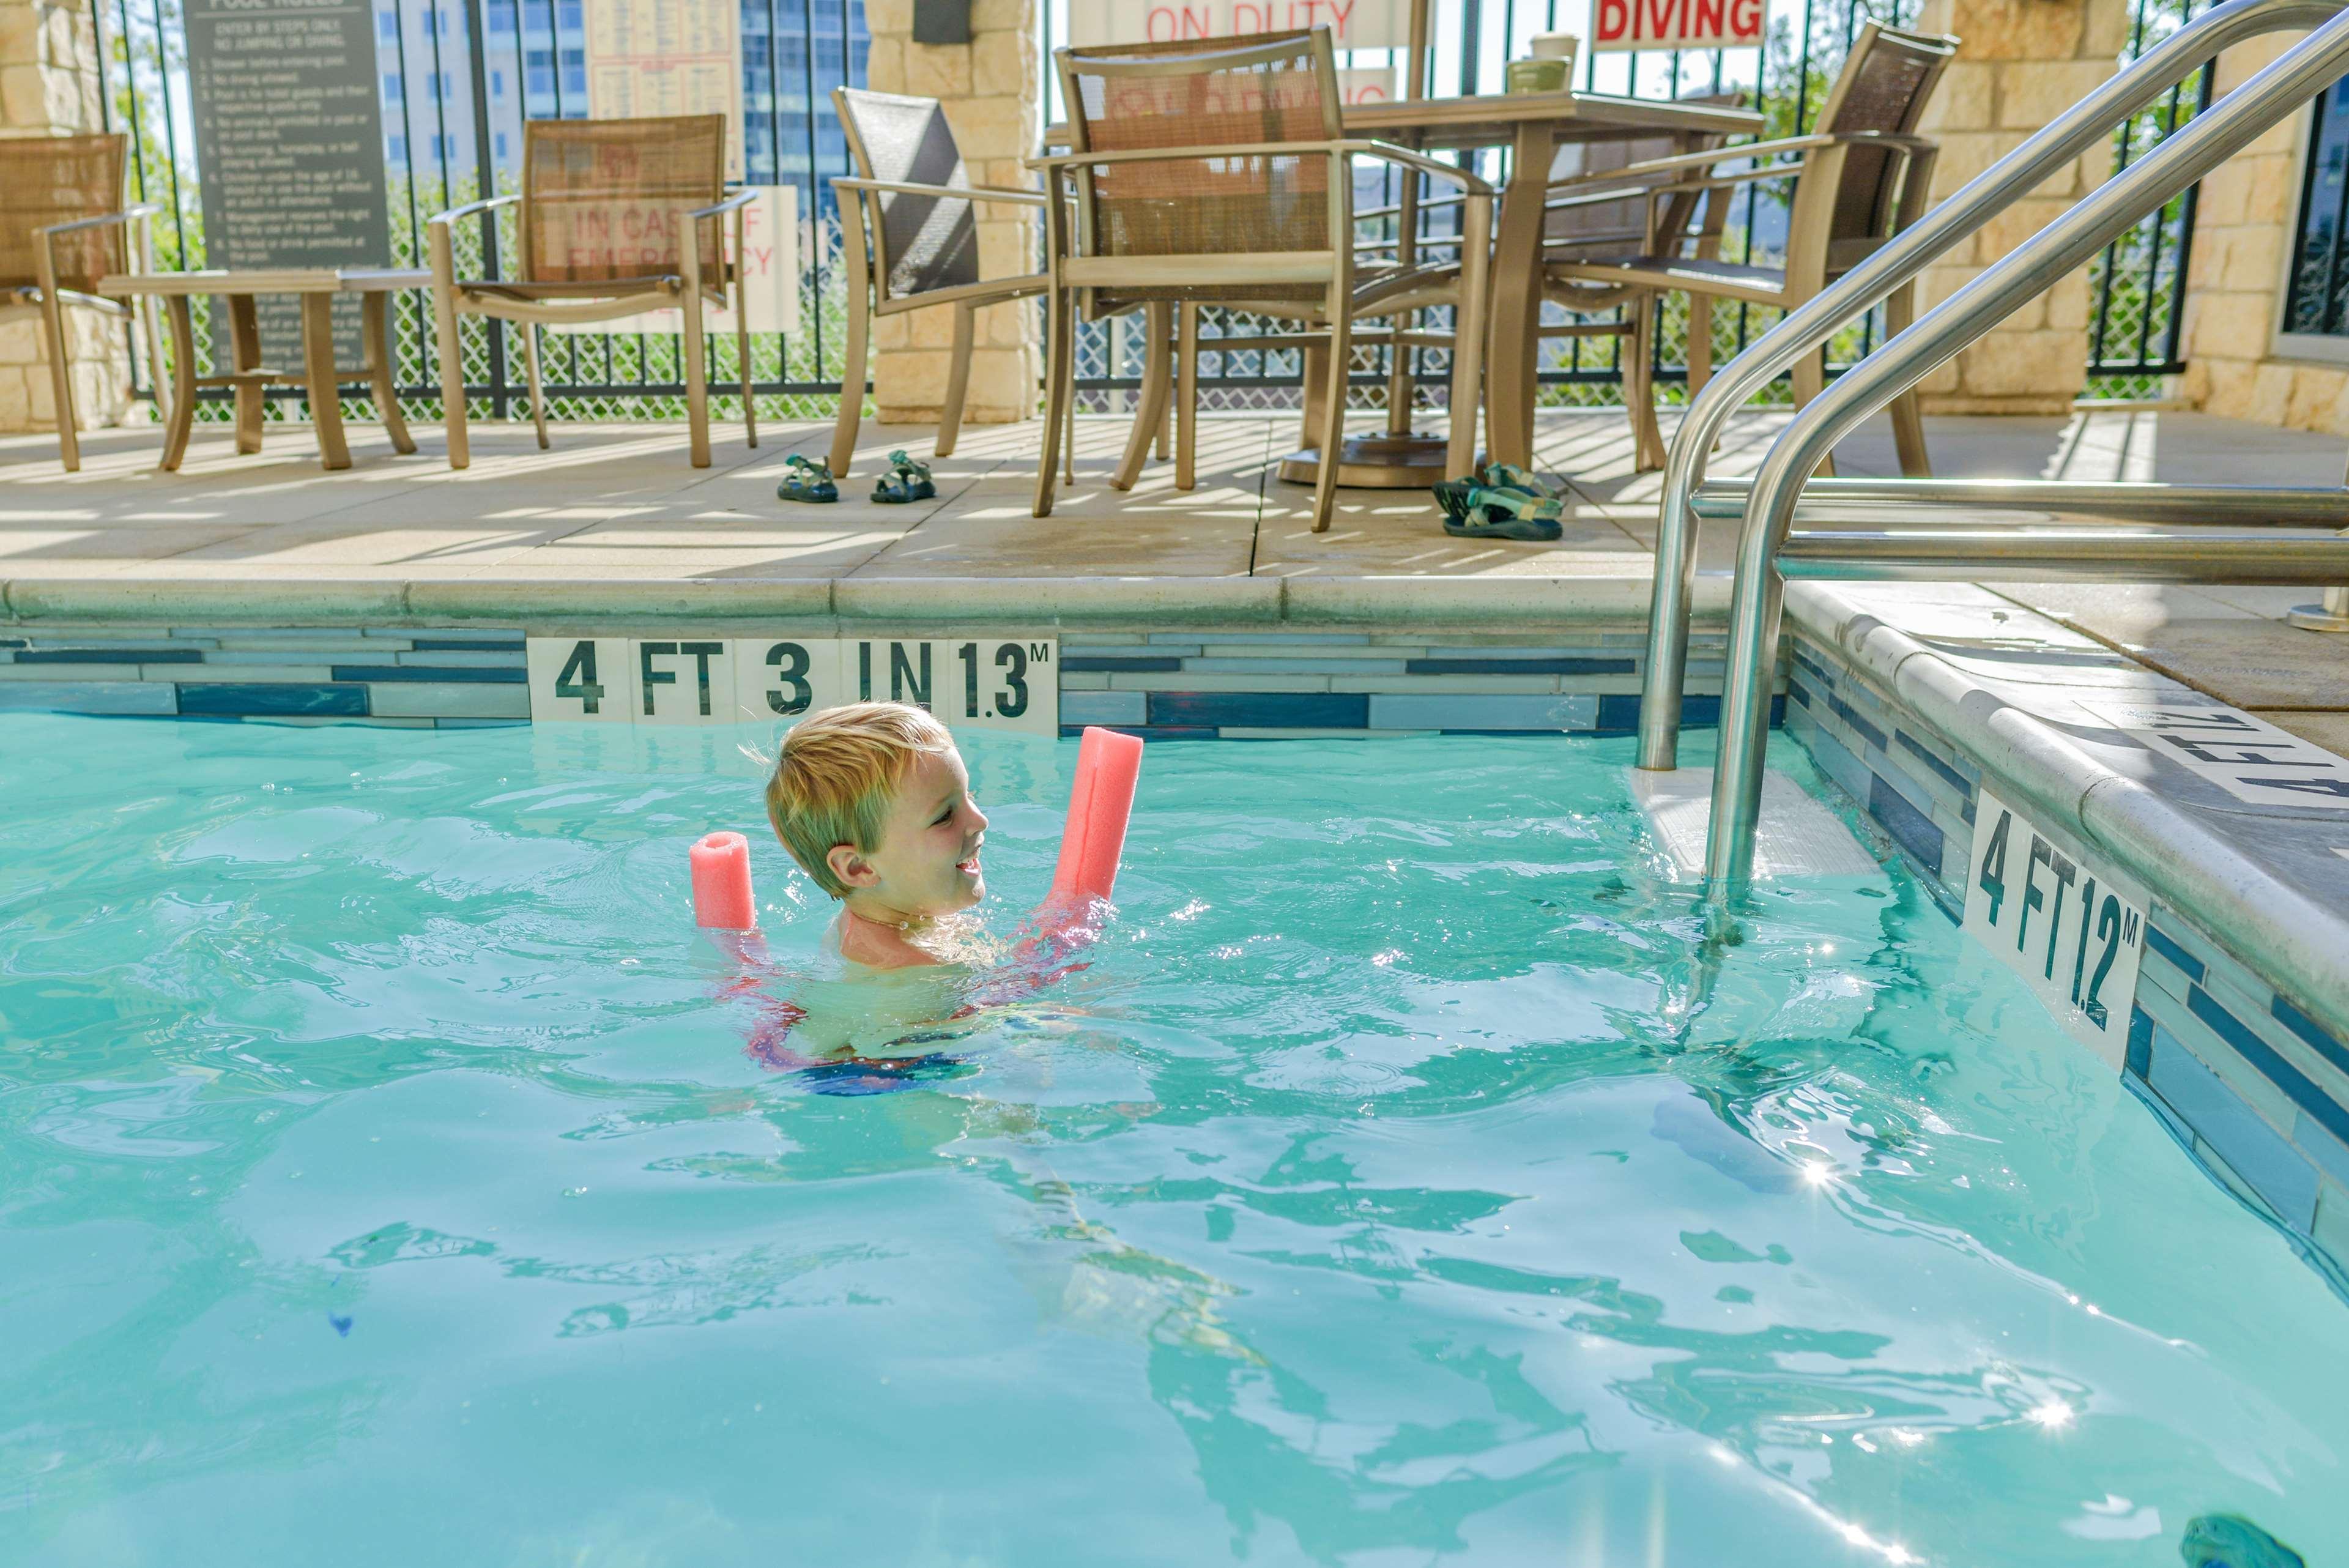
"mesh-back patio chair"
426,114,755,469
0,132,166,472
1031,28,1493,530
828,87,1049,477
1539,91,1745,456
1548,23,1956,475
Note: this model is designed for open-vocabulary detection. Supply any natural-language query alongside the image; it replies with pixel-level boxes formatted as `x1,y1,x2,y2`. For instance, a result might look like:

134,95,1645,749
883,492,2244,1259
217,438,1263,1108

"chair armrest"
1356,193,1469,222
36,204,163,239
1547,129,1934,193
1340,141,1496,196
834,176,1046,208
688,187,762,221
428,192,520,228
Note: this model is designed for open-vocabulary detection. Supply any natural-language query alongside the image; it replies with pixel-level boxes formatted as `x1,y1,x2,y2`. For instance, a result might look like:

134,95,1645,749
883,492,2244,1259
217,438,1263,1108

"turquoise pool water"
2,713,2343,1566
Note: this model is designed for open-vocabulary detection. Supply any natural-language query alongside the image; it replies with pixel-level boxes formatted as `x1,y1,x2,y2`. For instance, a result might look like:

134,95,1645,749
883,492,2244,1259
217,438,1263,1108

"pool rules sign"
525,636,1058,735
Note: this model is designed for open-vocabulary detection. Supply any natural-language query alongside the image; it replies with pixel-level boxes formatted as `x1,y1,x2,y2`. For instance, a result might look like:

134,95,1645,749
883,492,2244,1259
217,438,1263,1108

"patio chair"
426,113,756,469
0,132,167,472
828,87,1050,478
1538,92,1746,459
1030,28,1493,531
1547,23,1957,475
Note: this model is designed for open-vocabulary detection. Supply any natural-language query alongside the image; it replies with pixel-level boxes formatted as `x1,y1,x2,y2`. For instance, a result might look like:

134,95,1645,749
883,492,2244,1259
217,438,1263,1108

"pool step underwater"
1627,765,1882,880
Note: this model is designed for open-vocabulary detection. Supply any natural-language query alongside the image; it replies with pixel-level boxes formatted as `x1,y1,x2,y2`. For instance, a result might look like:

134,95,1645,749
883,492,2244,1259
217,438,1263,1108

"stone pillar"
0,0,132,433
859,0,1040,426
1908,0,2128,415
2175,33,2342,429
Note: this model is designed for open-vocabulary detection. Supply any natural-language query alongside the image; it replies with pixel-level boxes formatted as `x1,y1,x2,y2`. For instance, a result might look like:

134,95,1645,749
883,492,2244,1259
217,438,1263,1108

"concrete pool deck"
3,405,2343,732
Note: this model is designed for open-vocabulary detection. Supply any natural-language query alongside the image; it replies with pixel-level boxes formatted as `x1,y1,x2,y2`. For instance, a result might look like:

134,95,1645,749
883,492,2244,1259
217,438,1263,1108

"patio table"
1048,89,1761,479
94,267,428,473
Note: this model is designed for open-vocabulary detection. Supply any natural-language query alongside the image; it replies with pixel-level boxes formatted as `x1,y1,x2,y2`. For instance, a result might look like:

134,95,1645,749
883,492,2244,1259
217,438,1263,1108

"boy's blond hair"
765,701,956,897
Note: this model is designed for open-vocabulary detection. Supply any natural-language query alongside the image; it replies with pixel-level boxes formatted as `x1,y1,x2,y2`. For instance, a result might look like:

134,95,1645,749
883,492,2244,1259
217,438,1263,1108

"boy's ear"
825,843,878,890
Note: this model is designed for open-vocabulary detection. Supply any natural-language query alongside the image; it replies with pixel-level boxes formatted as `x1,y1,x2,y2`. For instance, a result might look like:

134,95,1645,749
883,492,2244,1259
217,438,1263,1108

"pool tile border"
1781,582,2349,1283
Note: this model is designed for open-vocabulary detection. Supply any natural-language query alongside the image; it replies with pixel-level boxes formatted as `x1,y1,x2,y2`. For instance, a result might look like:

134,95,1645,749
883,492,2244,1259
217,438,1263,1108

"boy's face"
836,746,988,918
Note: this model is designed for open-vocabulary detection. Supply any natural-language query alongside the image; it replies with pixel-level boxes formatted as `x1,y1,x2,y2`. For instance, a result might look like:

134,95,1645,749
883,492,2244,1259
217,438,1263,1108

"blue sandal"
779,455,837,504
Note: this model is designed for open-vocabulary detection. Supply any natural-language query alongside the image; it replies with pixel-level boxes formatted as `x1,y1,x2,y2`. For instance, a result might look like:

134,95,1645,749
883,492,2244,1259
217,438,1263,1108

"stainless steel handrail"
1704,6,2349,896
1693,478,2349,526
1635,0,2349,775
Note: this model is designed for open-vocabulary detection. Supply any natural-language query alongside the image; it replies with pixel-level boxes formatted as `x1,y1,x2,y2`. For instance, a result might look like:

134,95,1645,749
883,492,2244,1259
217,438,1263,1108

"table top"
1043,89,1759,154
95,267,432,298
1346,89,1761,149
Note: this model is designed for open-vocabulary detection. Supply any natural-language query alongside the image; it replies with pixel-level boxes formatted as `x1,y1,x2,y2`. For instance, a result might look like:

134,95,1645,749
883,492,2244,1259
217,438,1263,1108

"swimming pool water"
2,713,2343,1566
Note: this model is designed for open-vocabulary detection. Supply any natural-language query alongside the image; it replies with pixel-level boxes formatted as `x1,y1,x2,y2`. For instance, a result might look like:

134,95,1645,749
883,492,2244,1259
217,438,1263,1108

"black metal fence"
92,0,870,423
91,0,2210,425
2085,0,2219,397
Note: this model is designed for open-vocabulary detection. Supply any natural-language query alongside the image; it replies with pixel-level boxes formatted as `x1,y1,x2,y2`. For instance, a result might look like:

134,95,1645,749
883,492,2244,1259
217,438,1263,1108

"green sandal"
1445,482,1564,542
1482,463,1561,505
885,450,936,500
778,455,837,504
869,460,925,505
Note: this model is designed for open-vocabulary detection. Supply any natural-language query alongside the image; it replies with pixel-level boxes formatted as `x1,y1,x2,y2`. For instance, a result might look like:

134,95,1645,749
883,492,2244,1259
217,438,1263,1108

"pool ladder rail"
1627,0,2349,904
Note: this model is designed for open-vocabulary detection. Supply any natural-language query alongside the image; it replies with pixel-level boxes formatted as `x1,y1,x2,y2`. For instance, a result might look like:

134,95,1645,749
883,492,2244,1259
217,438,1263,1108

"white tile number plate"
1961,788,2147,1066
525,636,637,723
2079,699,2349,811
529,636,1056,735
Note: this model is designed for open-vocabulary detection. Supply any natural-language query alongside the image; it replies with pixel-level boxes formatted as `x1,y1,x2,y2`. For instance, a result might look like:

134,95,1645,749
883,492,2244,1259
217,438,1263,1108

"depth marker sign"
1593,0,1764,51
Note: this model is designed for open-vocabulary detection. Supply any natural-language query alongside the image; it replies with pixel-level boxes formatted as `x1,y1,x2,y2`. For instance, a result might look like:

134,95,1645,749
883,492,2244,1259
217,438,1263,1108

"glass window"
2284,80,2349,337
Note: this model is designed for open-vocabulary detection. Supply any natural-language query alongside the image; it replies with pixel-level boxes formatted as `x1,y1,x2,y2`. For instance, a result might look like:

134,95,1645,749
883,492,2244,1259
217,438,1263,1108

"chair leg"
1627,293,1666,474
1063,368,1077,486
1886,280,1929,478
228,294,264,456
38,292,80,473
1112,302,1170,491
940,300,976,461
432,289,470,470
682,293,712,469
1791,343,1834,480
159,295,198,472
1176,302,1199,492
1155,348,1172,461
363,290,416,455
1299,340,1329,453
1312,307,1349,533
737,291,757,450
521,324,549,450
1033,285,1074,518
1685,292,1714,401
829,286,870,477
1445,192,1492,482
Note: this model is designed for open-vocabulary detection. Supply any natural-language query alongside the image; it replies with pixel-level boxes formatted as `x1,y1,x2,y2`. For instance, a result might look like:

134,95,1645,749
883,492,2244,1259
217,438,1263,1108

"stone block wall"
2173,33,2349,433
1907,0,2128,415
858,0,1039,426
0,0,132,434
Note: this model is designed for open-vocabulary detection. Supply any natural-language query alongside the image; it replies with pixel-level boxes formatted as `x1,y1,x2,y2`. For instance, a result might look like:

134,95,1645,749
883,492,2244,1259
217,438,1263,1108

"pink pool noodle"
690,830,758,930
1050,727,1143,904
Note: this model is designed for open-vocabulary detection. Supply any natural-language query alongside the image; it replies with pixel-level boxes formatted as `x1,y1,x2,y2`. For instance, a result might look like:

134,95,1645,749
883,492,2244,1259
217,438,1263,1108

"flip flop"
778,455,837,504
885,450,937,500
1445,483,1564,542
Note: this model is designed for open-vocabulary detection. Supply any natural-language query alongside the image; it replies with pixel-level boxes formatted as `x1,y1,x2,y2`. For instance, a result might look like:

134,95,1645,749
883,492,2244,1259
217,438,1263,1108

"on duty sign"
1593,0,1764,51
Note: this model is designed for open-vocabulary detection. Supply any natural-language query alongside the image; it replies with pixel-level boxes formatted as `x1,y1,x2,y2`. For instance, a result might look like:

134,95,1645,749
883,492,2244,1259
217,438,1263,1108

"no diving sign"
1593,0,1764,51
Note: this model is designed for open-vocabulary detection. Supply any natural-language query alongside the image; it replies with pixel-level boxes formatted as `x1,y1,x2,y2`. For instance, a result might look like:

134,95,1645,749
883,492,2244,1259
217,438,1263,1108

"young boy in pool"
765,700,989,970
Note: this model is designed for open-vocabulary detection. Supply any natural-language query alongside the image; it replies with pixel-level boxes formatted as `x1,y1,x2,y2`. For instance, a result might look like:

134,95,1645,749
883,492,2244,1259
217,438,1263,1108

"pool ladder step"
1630,767,1881,881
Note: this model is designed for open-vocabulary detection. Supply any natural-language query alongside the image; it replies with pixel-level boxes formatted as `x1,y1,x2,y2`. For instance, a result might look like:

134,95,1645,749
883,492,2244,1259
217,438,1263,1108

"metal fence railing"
90,0,2209,425
2085,0,2221,398
91,0,869,426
